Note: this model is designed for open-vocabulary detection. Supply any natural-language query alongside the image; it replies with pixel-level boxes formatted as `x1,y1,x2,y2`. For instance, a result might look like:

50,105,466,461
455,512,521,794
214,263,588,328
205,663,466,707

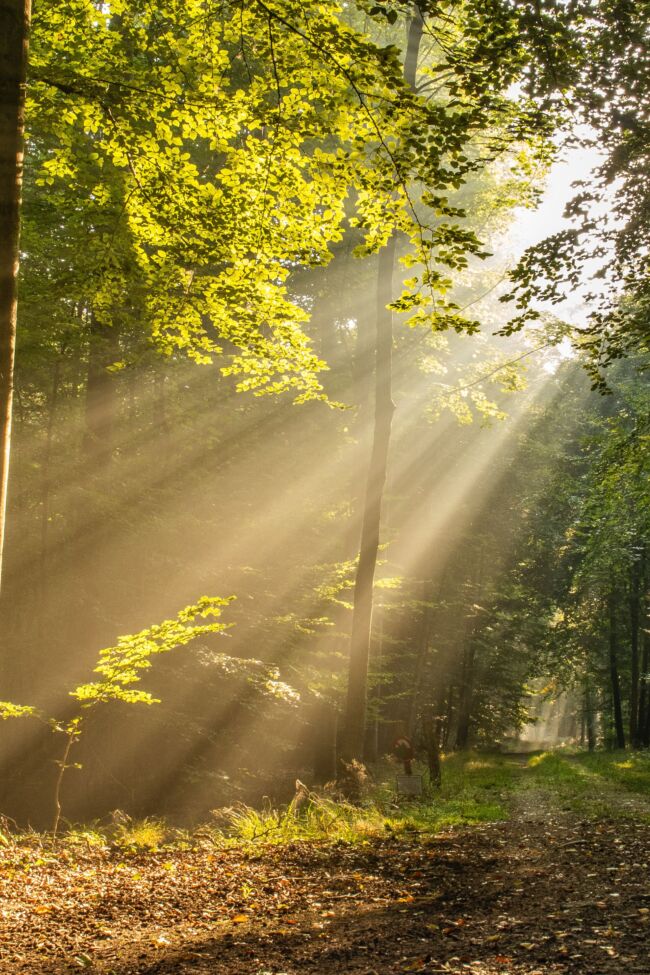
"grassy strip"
1,750,648,853
524,749,650,821
210,752,525,845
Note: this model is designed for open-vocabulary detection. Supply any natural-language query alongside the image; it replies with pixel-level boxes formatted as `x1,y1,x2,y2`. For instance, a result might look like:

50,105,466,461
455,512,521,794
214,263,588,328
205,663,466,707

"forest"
0,1,648,973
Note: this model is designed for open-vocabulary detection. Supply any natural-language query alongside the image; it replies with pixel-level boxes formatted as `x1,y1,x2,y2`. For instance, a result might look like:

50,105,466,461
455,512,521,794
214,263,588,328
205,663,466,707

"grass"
207,753,520,846
524,749,650,821
111,817,169,851
1,750,648,852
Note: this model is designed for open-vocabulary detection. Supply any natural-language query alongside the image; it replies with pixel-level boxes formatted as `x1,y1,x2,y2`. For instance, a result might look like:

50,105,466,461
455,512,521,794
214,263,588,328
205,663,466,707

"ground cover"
0,752,648,974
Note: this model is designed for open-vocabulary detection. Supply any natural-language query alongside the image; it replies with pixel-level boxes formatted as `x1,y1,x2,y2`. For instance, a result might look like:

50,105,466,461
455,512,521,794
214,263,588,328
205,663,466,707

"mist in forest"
0,212,592,825
1,11,646,826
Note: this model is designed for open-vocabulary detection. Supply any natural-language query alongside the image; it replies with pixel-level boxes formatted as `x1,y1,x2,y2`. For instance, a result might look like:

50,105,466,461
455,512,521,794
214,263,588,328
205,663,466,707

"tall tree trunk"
639,652,649,747
339,6,423,769
0,0,31,589
629,556,641,745
640,560,650,747
339,235,397,765
454,545,485,750
422,707,442,787
455,641,477,749
443,682,455,749
609,592,626,750
585,679,596,752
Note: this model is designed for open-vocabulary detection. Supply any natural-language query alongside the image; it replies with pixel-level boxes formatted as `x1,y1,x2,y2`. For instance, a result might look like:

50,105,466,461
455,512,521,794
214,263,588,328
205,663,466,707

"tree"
4,0,494,596
339,0,552,768
339,5,425,773
0,0,31,588
501,1,650,387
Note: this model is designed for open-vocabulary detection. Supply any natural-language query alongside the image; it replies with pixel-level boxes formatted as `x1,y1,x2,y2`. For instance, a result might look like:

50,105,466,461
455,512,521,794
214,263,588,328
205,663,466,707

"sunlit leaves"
71,596,234,706
0,702,37,720
0,597,234,736
24,0,551,401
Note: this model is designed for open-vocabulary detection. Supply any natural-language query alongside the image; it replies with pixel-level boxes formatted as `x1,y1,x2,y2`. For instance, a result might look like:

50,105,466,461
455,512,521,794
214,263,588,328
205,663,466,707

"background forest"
0,0,648,829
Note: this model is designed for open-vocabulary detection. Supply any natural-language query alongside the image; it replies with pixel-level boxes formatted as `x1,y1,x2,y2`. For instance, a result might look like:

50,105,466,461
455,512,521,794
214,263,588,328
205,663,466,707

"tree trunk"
629,557,641,745
422,707,442,787
640,606,650,748
443,682,455,749
454,546,485,751
338,6,423,771
609,593,626,750
634,549,648,748
0,0,31,590
455,641,476,749
339,235,396,765
585,680,596,752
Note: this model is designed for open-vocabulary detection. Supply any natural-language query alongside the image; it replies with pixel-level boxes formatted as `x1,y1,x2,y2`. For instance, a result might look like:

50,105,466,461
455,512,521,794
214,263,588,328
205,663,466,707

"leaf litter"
0,811,648,974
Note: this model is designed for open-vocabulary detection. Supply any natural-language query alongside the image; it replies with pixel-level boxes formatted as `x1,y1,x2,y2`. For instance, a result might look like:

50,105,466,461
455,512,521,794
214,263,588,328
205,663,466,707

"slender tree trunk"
52,724,80,839
339,235,397,765
585,679,596,752
609,592,626,750
455,641,476,749
641,631,650,748
443,682,455,748
634,549,648,748
0,0,31,590
421,704,442,787
339,7,423,770
630,557,641,745
454,546,485,750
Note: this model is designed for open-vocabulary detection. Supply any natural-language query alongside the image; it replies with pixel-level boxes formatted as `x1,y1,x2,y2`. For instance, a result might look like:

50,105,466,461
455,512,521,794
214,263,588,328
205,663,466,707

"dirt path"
1,804,648,975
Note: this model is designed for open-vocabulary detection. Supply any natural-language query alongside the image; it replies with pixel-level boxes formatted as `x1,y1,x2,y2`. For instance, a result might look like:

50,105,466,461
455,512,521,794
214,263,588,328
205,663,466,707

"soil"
1,804,648,975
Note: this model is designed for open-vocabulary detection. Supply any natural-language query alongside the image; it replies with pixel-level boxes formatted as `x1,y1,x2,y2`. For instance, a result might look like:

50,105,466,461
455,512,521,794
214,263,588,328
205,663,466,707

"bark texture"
0,0,31,588
629,556,640,745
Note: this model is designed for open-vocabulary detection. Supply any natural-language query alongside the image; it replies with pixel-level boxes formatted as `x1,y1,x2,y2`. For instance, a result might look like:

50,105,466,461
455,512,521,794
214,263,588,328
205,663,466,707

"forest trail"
2,764,649,975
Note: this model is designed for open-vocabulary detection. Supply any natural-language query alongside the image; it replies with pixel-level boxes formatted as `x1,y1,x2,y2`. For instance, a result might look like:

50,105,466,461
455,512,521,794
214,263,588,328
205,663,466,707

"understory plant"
0,596,233,836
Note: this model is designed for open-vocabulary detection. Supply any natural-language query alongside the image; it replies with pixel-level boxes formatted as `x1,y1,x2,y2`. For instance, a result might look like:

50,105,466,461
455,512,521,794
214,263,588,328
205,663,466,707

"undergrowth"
1,750,648,851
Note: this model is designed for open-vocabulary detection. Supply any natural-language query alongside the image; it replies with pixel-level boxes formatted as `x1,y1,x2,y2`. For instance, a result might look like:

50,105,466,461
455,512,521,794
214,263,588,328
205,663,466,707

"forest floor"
1,752,649,975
